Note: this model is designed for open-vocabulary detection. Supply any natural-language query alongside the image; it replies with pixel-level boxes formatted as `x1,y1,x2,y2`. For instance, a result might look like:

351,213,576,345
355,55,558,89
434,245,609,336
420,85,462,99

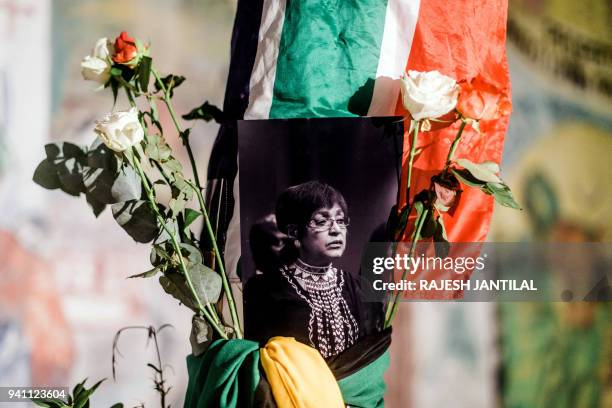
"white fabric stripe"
243,0,287,120
367,0,421,116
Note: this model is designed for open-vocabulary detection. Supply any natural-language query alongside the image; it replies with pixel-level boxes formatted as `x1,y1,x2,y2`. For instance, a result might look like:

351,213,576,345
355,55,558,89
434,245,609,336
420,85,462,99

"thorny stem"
126,86,222,328
188,180,243,338
406,120,420,197
446,119,467,166
129,150,227,340
151,68,201,187
384,207,430,327
151,67,242,338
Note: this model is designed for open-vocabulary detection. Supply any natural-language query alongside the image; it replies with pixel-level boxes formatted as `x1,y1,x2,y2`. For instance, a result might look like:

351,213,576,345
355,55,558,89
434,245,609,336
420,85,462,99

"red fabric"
396,0,511,243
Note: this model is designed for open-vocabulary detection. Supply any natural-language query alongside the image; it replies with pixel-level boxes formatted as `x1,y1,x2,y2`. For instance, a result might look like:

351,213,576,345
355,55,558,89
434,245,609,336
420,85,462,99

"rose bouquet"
34,31,241,343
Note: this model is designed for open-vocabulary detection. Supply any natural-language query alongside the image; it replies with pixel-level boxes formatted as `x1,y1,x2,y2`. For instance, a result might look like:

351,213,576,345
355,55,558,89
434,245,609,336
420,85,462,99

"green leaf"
73,379,105,408
111,200,159,243
481,161,499,174
451,168,486,188
169,198,186,218
163,158,183,173
148,98,162,133
127,266,160,279
154,74,185,98
62,142,86,160
184,208,201,228
150,98,160,122
57,158,86,196
137,56,152,93
456,158,502,183
111,79,119,106
83,167,115,204
150,244,171,267
145,135,172,163
180,243,203,265
485,182,521,209
33,159,61,189
182,101,224,123
188,263,222,305
87,141,117,170
111,165,142,202
85,192,106,217
159,272,198,311
418,210,437,240
44,143,61,160
154,218,179,245
110,67,122,76
31,400,67,408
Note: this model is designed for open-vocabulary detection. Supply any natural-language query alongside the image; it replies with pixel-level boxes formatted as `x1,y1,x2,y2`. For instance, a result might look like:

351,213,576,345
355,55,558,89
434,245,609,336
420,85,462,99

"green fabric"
270,0,388,118
337,350,390,408
184,339,261,408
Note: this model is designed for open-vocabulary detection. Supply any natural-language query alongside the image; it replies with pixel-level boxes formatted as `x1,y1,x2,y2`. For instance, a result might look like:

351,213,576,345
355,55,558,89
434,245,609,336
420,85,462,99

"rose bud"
457,75,512,121
80,37,113,90
112,31,139,65
431,171,461,212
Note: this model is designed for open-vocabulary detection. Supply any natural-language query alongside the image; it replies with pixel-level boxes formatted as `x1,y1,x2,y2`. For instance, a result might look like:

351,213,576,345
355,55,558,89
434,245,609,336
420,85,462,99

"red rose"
112,31,138,64
457,75,511,121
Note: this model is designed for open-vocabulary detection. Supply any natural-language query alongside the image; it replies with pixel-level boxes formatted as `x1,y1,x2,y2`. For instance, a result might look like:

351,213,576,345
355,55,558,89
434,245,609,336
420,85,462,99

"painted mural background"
0,0,609,407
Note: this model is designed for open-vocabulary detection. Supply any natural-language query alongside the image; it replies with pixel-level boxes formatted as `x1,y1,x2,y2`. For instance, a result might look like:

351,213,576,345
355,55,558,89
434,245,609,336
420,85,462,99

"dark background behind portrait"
238,117,403,282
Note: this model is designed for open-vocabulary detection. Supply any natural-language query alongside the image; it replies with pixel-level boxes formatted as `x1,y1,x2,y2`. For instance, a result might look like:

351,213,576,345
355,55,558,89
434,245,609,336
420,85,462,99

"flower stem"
384,207,430,328
445,119,467,166
188,180,243,338
151,68,201,187
129,150,227,339
406,120,420,196
150,66,242,338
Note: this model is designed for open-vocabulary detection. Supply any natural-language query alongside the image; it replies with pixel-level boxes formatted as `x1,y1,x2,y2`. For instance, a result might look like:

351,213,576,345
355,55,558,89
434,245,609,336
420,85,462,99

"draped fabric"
184,339,260,408
185,331,392,408
259,337,345,408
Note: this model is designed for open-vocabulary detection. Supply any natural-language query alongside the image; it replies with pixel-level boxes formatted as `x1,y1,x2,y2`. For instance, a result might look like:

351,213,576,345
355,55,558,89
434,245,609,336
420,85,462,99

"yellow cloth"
259,337,345,408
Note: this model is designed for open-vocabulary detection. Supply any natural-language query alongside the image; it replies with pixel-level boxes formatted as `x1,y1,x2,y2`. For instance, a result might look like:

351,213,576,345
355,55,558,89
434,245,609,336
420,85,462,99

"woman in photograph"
244,181,367,358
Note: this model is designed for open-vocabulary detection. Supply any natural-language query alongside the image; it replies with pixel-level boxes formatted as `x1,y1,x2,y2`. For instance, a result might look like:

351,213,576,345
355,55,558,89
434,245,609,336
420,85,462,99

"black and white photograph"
238,117,403,356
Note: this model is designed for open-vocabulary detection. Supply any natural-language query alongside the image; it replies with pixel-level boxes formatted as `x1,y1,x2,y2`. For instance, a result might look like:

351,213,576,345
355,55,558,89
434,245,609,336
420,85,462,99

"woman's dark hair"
275,181,348,237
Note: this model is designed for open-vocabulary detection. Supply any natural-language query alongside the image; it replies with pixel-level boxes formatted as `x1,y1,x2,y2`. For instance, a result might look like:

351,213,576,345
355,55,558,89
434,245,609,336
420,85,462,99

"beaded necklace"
281,258,359,357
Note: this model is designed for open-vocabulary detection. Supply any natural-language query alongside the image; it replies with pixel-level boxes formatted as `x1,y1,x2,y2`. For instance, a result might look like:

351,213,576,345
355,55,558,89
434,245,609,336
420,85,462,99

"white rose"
400,70,459,121
92,37,113,60
94,107,144,152
80,38,113,89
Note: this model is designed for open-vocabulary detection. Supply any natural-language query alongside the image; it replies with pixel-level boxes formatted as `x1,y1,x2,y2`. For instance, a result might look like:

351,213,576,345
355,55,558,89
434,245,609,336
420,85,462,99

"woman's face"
298,203,347,266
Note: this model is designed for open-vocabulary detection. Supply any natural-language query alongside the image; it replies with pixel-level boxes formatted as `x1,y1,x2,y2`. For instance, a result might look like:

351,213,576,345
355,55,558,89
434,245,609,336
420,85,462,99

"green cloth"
185,339,391,407
184,339,260,408
270,0,388,118
337,350,390,408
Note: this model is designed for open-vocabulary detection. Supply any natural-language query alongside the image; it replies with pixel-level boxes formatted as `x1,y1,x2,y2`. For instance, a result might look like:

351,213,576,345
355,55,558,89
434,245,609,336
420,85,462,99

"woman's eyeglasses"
307,217,350,232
